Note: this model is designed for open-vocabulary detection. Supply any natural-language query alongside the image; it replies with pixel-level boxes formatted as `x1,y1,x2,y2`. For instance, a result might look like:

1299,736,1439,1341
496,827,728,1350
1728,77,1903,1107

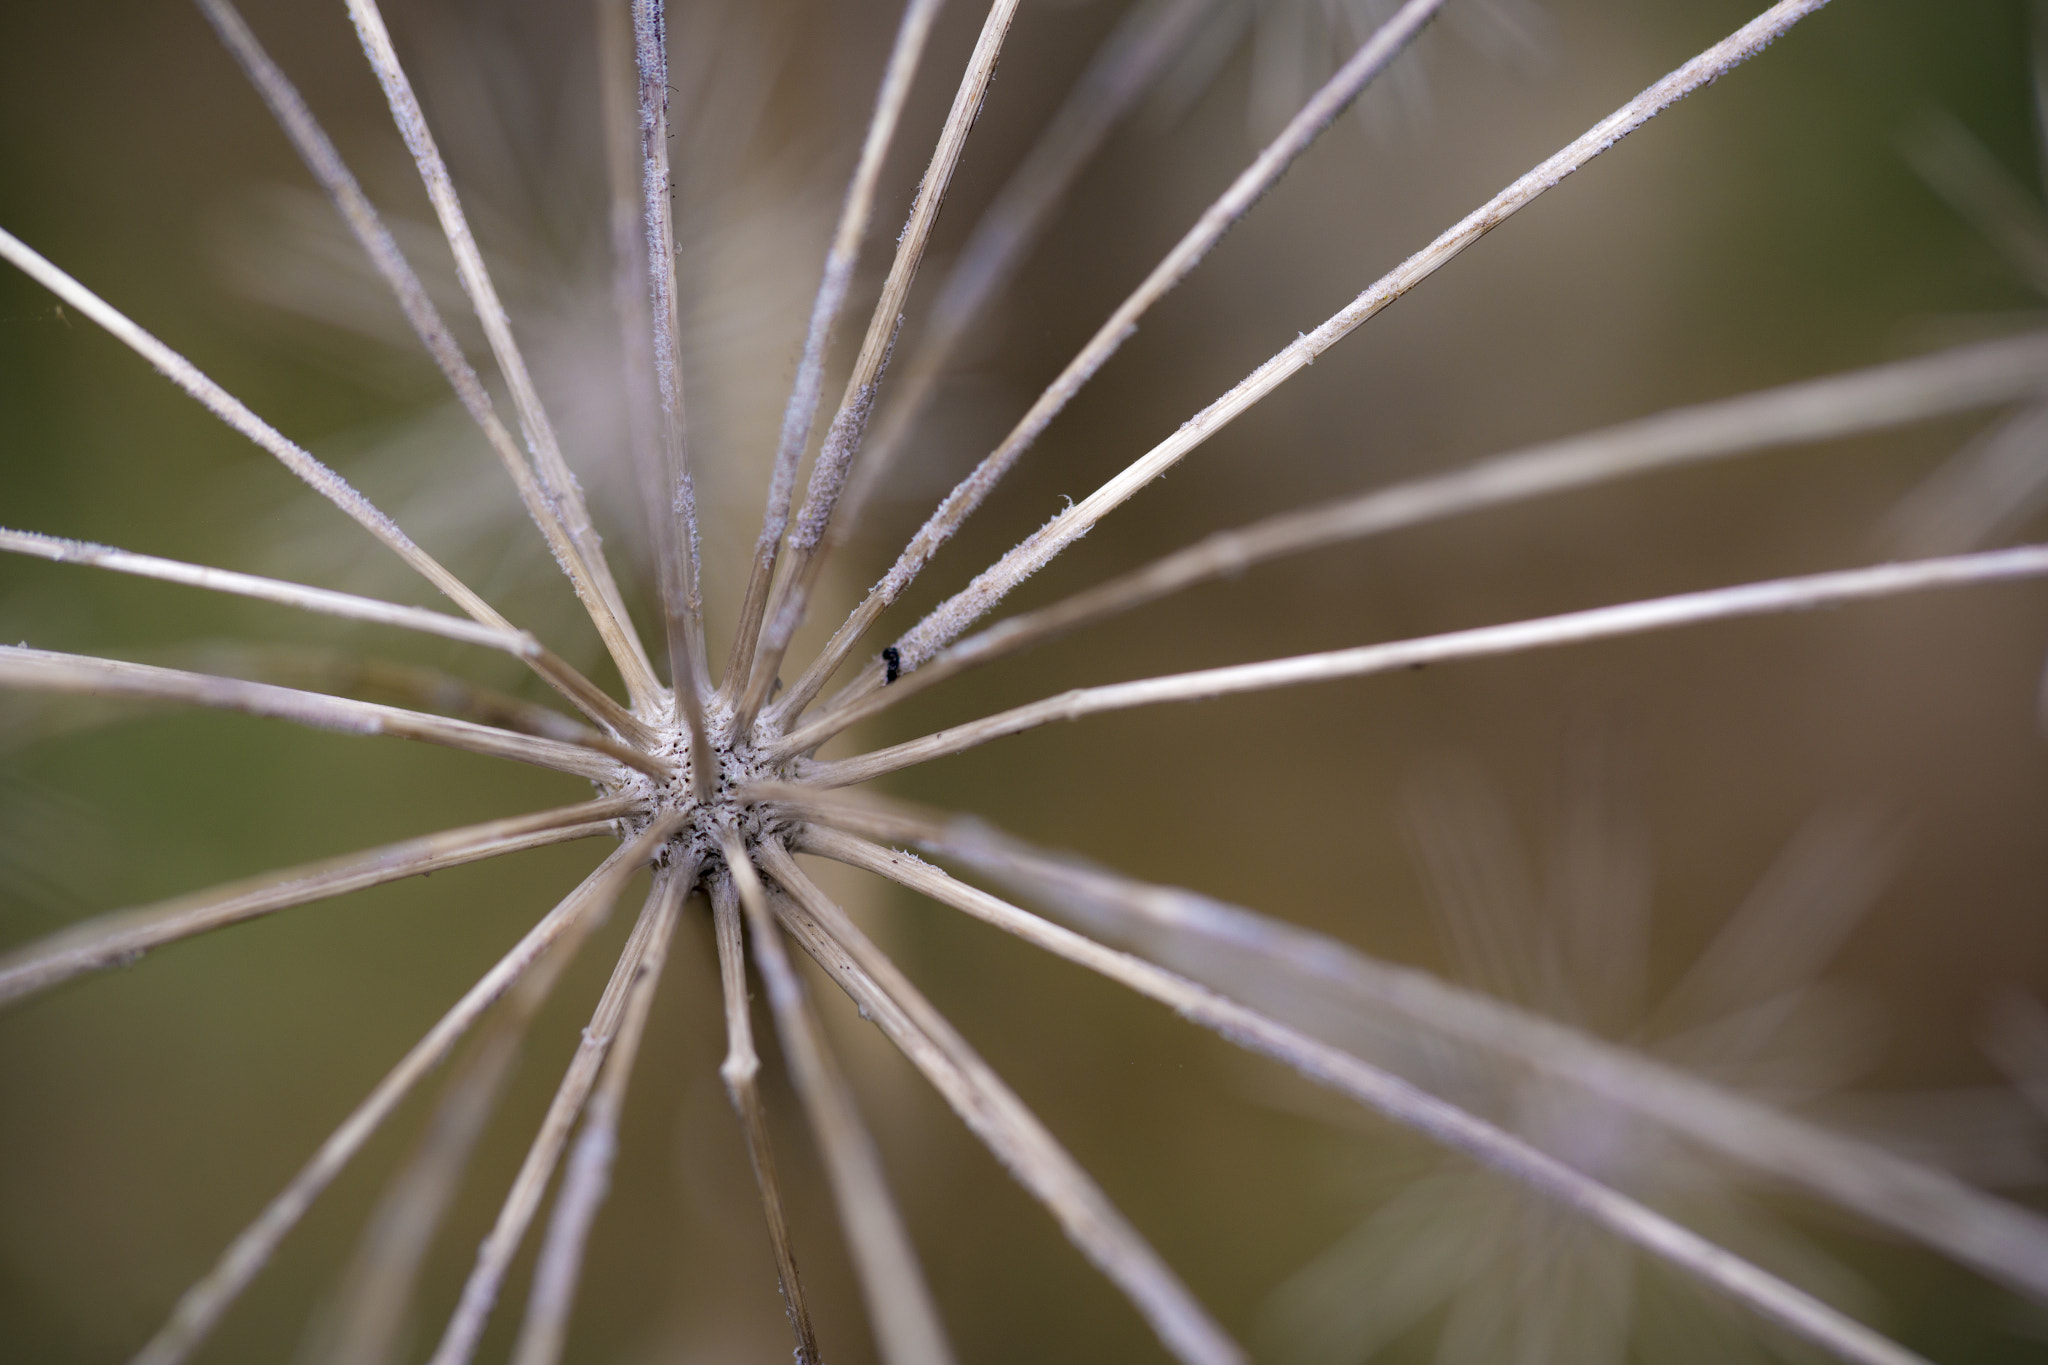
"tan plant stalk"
2,0,2040,1361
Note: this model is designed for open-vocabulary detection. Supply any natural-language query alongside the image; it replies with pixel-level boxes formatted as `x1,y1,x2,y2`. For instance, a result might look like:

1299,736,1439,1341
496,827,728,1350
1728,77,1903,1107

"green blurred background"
3,0,2047,1361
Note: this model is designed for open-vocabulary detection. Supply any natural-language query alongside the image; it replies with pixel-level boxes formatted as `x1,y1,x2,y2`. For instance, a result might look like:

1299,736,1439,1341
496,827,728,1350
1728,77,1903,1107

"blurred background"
2,0,2046,1361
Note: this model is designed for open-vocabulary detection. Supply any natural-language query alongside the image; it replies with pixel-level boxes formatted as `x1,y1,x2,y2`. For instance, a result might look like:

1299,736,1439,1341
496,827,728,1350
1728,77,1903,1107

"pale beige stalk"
720,834,956,1365
734,0,1027,734
0,645,651,782
202,0,658,714
805,546,2048,787
773,0,1455,725
721,0,950,707
0,797,631,1008
129,827,679,1365
629,0,718,787
758,842,1246,1365
804,828,1929,1365
191,646,636,754
343,0,659,709
782,329,2048,754
708,875,821,1364
0,528,529,653
870,0,1838,688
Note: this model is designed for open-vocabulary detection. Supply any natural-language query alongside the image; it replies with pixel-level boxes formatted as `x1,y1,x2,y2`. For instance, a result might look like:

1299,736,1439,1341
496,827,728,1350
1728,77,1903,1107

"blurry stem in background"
804,826,1929,1365
769,784,2048,1305
129,826,682,1365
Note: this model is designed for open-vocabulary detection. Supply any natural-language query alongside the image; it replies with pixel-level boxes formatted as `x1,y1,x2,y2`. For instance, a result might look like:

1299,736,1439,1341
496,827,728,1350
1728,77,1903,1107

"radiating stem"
803,546,2048,787
772,0,1452,726
204,0,658,713
758,841,1244,1365
1,527,520,652
869,0,1837,690
719,834,956,1365
734,0,1026,736
0,645,653,782
804,828,1928,1365
510,867,689,1365
784,329,2048,750
721,0,949,709
630,0,712,715
129,826,679,1365
0,797,633,1009
709,875,821,1364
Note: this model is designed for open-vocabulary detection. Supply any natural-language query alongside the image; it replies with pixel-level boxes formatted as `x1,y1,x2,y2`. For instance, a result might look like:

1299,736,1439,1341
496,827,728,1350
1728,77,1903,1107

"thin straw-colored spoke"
306,1024,522,1365
595,0,690,724
800,827,1929,1365
719,834,956,1365
772,786,2048,1306
708,876,821,1365
720,0,948,708
130,826,678,1365
630,0,710,707
0,527,531,653
734,0,1027,735
782,329,2048,752
0,796,631,1010
305,869,610,1365
428,857,693,1365
835,0,1223,534
171,637,654,770
772,0,1452,726
343,0,657,709
842,0,1835,701
510,868,689,1365
0,645,653,783
0,227,495,627
198,646,624,753
756,842,1245,1365
201,0,657,713
806,546,2048,787
3,522,647,744
0,227,640,740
